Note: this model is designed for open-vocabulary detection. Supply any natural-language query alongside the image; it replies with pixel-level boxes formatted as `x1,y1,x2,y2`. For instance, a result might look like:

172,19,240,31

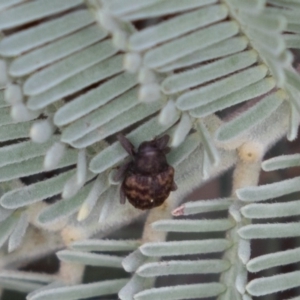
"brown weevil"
115,134,177,210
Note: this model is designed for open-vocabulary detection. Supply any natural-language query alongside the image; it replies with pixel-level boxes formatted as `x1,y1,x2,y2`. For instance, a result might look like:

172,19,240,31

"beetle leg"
120,185,126,204
117,134,135,156
171,182,178,191
155,135,170,150
114,160,131,181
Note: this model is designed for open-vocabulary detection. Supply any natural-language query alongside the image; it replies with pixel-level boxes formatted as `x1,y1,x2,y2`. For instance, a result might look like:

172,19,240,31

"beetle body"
115,134,177,210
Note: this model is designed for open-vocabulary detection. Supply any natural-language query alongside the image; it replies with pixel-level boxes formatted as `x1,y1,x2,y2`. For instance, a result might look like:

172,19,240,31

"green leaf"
123,0,218,22
119,274,154,300
152,219,235,232
159,36,248,73
54,72,136,126
129,5,228,52
0,206,12,222
0,10,93,56
216,91,284,141
37,182,93,224
144,21,238,68
240,11,286,32
24,40,117,96
57,250,123,268
8,212,28,252
71,239,140,252
237,176,300,202
176,65,267,110
0,0,82,30
197,121,219,166
162,50,257,94
190,78,275,118
0,149,77,182
0,107,15,125
0,91,7,107
0,278,43,293
140,239,231,257
0,121,32,142
62,88,139,143
167,133,199,167
135,283,226,300
28,279,129,300
137,259,230,277
262,154,300,171
241,200,300,218
239,222,300,239
0,0,26,11
123,249,151,273
103,0,161,16
27,55,123,110
0,270,54,284
72,101,162,148
1,170,75,209
0,136,59,168
247,247,300,272
247,271,300,296
10,24,107,77
0,214,18,248
174,198,233,216
287,102,300,141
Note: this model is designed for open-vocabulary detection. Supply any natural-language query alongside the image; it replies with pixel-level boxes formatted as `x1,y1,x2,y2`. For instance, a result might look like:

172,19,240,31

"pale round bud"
123,52,142,73
235,269,247,294
112,30,128,50
77,175,105,222
44,142,65,170
138,67,156,84
96,9,119,32
11,103,39,122
4,83,23,104
238,238,251,264
30,119,53,143
138,83,161,102
229,203,241,222
76,149,87,186
159,100,178,125
171,113,192,147
62,175,82,199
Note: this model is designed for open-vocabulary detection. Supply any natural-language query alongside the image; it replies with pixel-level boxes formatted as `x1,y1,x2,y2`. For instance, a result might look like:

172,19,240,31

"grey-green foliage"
0,0,300,299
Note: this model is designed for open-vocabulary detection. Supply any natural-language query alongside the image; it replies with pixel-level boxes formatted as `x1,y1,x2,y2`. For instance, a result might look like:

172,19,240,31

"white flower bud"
138,67,156,84
44,142,65,170
171,113,192,147
96,9,119,32
4,83,23,104
112,30,128,50
123,52,142,73
11,103,39,122
77,149,87,186
138,82,161,102
30,119,53,143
